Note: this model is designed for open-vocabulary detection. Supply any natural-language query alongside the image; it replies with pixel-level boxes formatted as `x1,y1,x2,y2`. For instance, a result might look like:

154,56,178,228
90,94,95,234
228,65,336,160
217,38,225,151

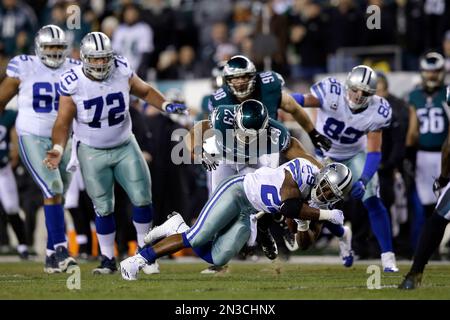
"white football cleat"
120,254,147,281
338,226,354,267
381,251,399,272
144,212,189,245
142,260,160,275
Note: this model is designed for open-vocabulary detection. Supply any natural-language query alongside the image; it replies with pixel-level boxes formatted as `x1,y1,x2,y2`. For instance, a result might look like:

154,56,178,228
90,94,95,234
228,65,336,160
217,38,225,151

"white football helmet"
345,65,377,112
80,32,114,80
35,25,69,68
311,163,353,207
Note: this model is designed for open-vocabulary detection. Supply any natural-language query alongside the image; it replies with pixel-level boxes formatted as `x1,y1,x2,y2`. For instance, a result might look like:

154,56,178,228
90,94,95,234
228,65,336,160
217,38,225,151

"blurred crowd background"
1,0,450,262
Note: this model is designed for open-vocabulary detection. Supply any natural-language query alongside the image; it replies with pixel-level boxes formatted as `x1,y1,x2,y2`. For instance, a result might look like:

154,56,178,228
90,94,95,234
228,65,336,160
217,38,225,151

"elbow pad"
280,198,302,219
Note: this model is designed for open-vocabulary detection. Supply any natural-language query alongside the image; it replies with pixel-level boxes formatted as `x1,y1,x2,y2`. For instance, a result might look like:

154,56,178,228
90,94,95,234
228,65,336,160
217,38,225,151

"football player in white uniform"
0,25,78,273
292,65,398,272
43,32,186,274
120,160,352,280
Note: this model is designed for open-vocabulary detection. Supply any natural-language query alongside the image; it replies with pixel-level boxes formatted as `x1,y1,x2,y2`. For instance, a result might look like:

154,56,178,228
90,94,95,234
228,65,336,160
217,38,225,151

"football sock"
44,204,66,248
7,213,27,245
181,232,213,264
46,231,54,257
323,221,344,238
411,213,448,274
363,196,393,253
132,205,153,248
95,214,116,259
410,187,426,251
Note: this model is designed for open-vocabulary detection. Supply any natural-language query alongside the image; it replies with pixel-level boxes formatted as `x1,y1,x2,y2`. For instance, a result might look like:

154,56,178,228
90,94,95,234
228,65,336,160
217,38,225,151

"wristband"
319,209,331,221
52,144,64,155
161,101,170,111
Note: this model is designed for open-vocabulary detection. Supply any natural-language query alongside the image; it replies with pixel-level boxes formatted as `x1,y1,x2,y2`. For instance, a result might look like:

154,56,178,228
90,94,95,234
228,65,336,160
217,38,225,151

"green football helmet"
223,55,257,99
234,99,269,144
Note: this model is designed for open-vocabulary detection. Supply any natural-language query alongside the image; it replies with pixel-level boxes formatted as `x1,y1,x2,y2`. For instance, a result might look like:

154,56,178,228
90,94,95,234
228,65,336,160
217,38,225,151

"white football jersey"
6,55,81,137
311,77,392,160
243,157,319,214
59,56,134,148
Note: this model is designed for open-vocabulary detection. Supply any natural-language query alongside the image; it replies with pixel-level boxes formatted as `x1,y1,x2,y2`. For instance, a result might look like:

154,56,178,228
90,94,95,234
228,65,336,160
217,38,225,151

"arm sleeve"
6,56,22,79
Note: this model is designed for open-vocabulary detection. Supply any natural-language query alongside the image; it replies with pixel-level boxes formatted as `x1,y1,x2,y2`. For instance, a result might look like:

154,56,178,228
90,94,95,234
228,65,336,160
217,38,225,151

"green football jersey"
408,86,449,151
0,109,17,168
209,71,283,120
210,105,290,162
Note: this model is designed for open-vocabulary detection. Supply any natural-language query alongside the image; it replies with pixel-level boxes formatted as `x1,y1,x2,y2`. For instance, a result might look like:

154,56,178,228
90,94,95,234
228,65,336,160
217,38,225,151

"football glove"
201,150,218,171
433,175,450,198
308,128,332,152
351,179,366,200
163,102,187,114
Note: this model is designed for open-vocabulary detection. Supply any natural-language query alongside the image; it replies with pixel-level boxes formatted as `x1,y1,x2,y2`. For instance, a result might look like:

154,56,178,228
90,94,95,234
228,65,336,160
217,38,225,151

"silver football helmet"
35,25,68,68
420,52,445,91
345,65,377,111
80,32,114,81
223,55,257,99
311,163,353,207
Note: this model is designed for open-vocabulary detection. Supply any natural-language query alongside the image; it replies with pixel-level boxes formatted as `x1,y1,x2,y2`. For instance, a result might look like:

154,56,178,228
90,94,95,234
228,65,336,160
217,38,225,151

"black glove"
308,128,332,152
201,150,218,171
433,175,450,198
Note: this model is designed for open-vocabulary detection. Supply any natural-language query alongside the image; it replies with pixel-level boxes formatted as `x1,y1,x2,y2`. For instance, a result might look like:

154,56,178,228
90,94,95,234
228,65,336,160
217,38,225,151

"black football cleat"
398,272,423,290
92,255,118,275
258,229,278,260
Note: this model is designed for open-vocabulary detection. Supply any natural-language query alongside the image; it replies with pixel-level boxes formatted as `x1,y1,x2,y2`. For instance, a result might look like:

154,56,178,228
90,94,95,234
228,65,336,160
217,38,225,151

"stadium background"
1,0,450,262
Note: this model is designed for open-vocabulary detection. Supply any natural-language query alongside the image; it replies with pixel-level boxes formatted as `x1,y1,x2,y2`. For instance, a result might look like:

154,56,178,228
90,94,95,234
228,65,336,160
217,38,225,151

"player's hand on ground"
43,149,62,170
308,128,332,152
351,179,365,200
202,150,218,171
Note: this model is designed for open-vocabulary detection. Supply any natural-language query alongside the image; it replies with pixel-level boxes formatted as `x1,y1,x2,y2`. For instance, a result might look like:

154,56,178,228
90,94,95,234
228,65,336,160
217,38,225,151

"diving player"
294,65,399,272
43,32,186,274
0,25,78,273
399,85,450,289
120,158,352,280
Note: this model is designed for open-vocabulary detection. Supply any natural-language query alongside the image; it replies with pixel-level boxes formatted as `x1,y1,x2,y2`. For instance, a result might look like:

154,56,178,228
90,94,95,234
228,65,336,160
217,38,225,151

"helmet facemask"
225,73,256,99
80,32,115,81
81,52,114,81
35,25,69,68
420,52,445,92
310,163,353,207
345,85,373,111
344,65,377,112
223,55,257,99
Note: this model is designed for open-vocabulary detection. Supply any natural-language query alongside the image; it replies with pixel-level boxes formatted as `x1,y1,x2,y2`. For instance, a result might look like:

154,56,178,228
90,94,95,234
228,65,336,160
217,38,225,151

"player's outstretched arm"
130,74,186,113
44,95,76,170
0,77,20,114
350,131,382,199
184,120,210,160
283,137,323,168
281,91,332,151
280,91,315,132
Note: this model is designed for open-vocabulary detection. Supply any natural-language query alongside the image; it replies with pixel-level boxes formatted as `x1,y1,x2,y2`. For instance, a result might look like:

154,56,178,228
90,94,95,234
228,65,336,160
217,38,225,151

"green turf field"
0,261,449,299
